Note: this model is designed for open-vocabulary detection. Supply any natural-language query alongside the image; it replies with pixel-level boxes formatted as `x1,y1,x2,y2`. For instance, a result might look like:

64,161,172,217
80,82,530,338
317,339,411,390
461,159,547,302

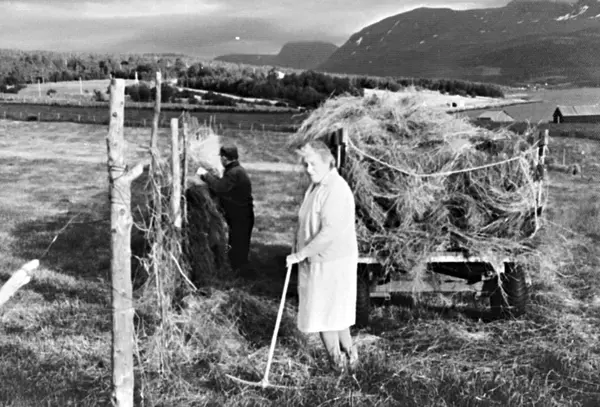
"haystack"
184,184,228,286
289,93,546,276
183,121,229,286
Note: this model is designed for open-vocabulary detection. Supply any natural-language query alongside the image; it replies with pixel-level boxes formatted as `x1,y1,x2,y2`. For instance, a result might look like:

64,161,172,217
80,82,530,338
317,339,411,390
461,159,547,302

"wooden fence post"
171,118,182,229
182,116,189,224
536,129,548,207
150,71,161,158
106,78,146,407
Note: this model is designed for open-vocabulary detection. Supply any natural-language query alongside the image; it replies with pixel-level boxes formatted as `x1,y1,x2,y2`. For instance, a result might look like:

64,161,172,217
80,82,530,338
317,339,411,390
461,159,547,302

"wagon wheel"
354,265,371,328
488,263,529,318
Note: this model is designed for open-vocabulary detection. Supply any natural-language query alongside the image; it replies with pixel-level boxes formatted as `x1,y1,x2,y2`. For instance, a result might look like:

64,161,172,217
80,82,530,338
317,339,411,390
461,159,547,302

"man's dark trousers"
226,209,254,271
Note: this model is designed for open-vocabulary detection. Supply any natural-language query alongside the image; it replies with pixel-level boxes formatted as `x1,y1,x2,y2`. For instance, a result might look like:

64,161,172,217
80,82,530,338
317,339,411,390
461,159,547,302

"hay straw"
136,116,230,377
289,92,546,276
187,123,224,178
138,288,314,394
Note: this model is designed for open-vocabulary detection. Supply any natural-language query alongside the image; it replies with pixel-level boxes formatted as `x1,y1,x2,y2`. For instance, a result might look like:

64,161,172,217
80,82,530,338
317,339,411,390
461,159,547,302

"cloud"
0,0,222,18
0,0,511,57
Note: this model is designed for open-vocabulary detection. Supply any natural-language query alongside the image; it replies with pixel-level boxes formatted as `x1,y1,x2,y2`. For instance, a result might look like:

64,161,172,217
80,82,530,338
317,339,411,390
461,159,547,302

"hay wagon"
325,127,549,327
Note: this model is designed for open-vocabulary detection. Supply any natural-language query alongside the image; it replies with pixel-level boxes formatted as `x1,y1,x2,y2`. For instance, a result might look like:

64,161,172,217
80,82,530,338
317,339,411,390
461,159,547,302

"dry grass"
0,119,598,406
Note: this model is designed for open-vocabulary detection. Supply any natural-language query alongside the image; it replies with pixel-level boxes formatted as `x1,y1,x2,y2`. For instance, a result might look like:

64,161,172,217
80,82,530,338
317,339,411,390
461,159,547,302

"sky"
0,0,515,58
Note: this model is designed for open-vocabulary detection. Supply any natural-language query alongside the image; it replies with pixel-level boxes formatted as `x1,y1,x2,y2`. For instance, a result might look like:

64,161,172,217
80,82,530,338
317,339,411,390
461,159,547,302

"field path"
0,149,300,172
244,162,300,173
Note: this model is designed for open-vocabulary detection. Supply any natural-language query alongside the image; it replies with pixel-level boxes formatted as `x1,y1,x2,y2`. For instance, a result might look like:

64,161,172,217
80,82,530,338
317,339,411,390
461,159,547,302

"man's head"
219,144,239,167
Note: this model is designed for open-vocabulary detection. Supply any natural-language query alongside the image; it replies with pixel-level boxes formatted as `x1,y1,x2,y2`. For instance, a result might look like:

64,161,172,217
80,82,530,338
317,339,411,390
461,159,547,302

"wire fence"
0,95,302,113
0,108,301,133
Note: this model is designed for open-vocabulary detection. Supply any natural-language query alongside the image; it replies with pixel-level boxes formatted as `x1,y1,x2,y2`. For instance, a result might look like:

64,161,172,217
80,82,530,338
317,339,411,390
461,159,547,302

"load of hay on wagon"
289,93,546,279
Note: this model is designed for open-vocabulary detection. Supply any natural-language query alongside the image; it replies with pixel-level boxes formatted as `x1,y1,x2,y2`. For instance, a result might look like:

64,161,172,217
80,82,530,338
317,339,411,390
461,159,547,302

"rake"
226,264,299,390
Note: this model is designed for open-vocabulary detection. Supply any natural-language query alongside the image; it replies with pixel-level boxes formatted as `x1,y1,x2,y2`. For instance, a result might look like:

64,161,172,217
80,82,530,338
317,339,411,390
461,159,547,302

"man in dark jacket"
200,144,254,273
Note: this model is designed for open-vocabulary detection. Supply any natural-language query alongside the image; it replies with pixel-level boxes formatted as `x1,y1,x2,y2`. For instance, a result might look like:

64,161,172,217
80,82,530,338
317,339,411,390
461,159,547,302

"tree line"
0,49,505,108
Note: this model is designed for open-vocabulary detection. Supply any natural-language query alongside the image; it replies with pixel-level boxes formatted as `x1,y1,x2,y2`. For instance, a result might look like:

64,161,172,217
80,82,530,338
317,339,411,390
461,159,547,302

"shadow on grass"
368,292,508,336
243,241,299,300
8,178,150,305
9,196,110,303
242,241,505,335
0,342,110,406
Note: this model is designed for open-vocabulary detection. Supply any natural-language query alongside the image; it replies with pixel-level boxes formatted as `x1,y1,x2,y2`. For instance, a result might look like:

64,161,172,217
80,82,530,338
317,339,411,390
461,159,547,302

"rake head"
225,374,299,390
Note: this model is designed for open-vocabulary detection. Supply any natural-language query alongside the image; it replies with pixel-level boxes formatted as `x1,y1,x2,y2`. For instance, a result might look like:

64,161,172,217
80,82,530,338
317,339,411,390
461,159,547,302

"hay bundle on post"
137,117,191,377
181,113,229,286
289,93,546,279
135,112,231,389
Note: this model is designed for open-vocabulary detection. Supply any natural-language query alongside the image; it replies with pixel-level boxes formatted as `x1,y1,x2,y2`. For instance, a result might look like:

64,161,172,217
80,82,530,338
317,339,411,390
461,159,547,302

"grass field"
0,120,599,406
14,79,139,100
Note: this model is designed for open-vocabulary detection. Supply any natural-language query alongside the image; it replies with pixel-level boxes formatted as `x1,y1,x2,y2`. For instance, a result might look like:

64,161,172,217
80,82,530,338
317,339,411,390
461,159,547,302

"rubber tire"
354,275,371,328
489,263,529,318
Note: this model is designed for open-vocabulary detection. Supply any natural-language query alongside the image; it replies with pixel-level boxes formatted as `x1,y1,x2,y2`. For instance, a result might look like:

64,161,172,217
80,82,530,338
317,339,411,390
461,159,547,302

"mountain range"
216,0,600,86
215,41,338,70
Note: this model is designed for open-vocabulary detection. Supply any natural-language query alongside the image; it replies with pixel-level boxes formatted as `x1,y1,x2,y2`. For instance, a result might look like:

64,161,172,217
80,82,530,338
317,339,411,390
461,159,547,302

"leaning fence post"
535,129,549,210
0,260,39,308
106,78,147,407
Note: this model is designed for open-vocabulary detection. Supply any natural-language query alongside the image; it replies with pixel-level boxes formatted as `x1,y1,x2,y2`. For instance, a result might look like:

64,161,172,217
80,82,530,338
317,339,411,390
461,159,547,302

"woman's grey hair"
297,140,336,169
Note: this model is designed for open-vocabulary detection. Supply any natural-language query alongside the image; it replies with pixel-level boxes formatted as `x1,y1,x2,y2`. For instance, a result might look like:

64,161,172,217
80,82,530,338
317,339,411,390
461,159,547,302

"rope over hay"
289,93,546,277
347,136,540,178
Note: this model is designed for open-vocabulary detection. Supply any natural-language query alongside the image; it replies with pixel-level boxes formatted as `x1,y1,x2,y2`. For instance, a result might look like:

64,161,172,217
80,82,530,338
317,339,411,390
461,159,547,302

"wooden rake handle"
261,264,293,385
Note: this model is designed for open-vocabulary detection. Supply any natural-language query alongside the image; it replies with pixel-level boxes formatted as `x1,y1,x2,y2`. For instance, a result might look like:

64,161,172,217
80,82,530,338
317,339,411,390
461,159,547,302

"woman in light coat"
286,139,359,372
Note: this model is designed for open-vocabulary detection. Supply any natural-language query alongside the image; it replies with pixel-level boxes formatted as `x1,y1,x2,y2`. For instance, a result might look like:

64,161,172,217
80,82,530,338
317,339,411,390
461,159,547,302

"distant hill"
317,0,600,86
215,41,338,70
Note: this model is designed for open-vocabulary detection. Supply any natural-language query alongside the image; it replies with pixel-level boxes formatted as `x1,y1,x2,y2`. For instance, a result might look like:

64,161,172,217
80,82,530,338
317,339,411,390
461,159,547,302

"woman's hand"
286,253,304,268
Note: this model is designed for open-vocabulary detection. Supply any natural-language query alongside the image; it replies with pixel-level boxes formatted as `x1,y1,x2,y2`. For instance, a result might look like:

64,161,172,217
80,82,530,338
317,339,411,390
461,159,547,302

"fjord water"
463,87,600,124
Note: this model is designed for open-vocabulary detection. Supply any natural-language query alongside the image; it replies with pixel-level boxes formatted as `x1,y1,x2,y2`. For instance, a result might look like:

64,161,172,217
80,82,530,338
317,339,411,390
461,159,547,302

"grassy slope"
0,121,599,406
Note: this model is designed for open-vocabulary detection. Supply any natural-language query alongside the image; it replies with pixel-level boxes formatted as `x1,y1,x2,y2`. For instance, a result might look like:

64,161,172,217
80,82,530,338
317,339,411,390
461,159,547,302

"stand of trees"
0,49,505,109
180,67,363,108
